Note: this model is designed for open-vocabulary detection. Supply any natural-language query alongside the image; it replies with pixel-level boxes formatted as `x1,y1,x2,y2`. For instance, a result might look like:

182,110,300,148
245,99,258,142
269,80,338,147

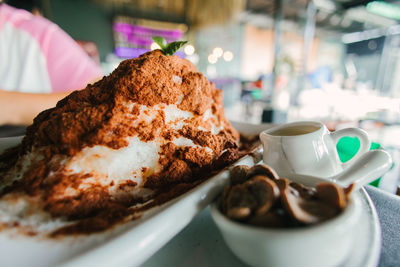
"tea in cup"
259,121,371,178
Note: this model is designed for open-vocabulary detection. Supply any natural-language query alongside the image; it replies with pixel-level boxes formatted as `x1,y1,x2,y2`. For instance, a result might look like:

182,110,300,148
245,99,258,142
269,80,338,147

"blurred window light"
316,10,329,21
341,18,352,27
213,47,224,58
342,28,384,44
329,14,341,26
388,24,400,35
150,42,161,50
187,53,199,65
208,54,218,64
366,1,400,20
313,0,336,12
184,45,195,56
206,65,217,78
346,7,396,28
223,51,234,62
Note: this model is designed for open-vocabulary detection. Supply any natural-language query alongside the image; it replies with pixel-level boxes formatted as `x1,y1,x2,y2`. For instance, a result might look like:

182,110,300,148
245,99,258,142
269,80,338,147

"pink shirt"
0,4,103,93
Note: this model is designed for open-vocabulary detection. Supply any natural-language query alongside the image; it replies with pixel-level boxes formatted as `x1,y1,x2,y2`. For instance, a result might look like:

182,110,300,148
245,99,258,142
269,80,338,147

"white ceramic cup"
259,121,371,178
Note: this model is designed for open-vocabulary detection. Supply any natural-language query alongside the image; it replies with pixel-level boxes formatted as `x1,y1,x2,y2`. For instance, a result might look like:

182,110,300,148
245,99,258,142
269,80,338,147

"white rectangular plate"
0,121,271,267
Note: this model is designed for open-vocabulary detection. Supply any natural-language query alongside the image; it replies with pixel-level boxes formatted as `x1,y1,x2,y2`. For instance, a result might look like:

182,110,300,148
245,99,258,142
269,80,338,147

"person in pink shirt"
0,1,103,126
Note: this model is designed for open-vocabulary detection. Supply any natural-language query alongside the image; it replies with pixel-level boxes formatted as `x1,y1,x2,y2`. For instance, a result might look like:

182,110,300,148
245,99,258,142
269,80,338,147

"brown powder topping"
0,50,242,236
21,50,229,156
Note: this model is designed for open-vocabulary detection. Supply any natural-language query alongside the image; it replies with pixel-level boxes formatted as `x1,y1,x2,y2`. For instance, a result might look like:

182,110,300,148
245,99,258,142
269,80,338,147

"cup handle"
330,128,371,169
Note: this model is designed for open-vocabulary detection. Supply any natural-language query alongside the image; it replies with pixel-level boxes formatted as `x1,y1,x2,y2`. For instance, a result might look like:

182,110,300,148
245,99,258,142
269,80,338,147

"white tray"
0,122,266,267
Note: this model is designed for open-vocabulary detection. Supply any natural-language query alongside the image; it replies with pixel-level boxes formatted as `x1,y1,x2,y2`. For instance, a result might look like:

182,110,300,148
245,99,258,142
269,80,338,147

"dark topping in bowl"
229,165,251,185
221,164,353,227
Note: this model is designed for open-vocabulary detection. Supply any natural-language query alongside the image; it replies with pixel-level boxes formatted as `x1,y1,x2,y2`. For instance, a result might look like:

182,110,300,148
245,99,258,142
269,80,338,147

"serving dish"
0,122,267,267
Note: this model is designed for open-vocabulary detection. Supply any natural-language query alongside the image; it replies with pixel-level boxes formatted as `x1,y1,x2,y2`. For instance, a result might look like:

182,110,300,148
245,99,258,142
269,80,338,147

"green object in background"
336,137,381,187
250,89,263,100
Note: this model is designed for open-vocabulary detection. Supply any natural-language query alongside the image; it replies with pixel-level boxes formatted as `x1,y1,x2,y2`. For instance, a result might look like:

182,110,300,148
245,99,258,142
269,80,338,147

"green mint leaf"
163,41,188,56
152,36,167,49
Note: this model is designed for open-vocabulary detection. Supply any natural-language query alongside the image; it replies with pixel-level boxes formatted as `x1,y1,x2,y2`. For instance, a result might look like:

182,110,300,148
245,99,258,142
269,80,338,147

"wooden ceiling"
245,0,400,33
91,0,399,32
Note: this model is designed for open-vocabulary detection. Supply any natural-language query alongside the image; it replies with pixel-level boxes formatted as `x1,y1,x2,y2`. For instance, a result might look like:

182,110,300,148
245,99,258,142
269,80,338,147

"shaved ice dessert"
0,49,240,235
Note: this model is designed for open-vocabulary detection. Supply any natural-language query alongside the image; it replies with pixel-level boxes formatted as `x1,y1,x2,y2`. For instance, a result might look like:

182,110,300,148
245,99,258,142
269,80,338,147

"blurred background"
22,0,399,125
4,0,400,193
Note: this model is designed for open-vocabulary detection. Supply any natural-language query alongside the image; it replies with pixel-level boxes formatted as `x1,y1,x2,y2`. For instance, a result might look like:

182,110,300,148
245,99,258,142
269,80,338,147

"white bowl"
210,173,362,267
